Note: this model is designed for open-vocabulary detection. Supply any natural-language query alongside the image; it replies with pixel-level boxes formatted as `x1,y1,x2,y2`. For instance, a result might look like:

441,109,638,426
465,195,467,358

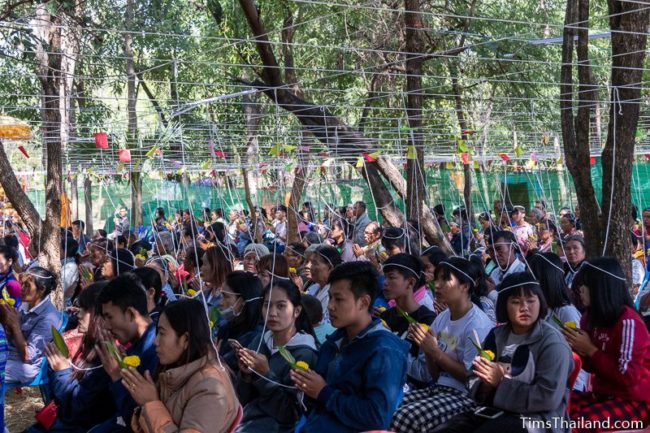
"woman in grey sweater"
438,272,574,433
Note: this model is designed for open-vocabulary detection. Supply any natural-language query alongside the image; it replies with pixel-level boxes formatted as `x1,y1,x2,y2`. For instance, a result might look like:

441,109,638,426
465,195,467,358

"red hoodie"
581,305,650,401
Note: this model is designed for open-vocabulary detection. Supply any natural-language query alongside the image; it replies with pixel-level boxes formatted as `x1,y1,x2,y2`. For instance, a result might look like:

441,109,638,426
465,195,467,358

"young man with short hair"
290,261,409,433
91,274,158,433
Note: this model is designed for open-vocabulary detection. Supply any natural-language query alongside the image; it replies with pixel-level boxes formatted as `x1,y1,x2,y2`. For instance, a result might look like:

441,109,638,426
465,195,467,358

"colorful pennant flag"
356,156,364,169
145,145,159,158
457,139,468,153
18,145,29,158
407,145,417,160
514,145,524,158
498,153,510,162
363,151,380,162
460,152,470,165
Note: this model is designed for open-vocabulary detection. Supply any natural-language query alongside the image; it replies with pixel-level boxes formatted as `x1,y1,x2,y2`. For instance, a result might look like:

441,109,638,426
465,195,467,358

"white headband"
25,271,54,280
499,281,540,293
438,261,474,287
382,262,420,280
532,253,565,274
582,262,627,282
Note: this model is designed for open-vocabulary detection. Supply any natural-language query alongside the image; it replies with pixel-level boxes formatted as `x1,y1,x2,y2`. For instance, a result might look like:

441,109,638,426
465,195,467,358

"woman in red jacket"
563,257,650,432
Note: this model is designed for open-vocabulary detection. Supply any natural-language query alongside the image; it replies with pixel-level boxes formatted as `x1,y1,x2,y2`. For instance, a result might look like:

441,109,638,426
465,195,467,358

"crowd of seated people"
0,200,647,433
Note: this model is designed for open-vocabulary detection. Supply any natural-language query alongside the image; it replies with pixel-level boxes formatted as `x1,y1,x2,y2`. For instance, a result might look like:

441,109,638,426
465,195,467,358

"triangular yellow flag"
407,145,417,160
473,160,480,170
445,161,455,170
145,145,159,158
269,145,281,156
457,139,468,153
515,145,524,158
283,144,297,153
356,156,364,169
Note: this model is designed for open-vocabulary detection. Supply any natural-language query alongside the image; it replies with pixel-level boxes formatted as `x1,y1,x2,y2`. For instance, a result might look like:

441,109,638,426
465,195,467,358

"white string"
499,280,540,292
602,86,621,256
382,262,420,280
531,252,565,274
582,261,627,282
438,260,475,286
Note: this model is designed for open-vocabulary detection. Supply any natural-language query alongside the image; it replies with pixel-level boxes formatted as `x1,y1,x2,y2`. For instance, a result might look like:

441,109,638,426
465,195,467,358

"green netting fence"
25,161,650,230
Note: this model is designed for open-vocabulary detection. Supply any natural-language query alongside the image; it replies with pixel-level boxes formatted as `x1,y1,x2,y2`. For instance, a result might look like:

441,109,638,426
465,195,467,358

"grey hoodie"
236,330,319,433
469,320,574,433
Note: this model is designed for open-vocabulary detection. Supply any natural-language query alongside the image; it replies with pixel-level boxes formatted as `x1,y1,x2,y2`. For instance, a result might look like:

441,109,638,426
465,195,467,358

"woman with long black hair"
235,280,318,432
565,257,650,433
122,299,240,433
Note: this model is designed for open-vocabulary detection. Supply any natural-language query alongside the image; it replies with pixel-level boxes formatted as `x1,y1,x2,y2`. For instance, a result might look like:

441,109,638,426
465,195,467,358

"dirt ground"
5,387,43,433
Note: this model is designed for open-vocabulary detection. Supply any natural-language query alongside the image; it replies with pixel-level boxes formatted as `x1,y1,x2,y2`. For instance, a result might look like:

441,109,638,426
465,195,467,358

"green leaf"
104,340,124,368
277,346,298,368
51,326,69,358
395,306,417,324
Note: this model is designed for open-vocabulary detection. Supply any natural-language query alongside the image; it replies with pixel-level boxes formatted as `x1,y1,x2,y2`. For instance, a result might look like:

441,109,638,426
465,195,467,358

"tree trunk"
243,88,261,195
242,168,260,243
236,0,451,245
601,0,650,278
70,174,78,220
452,76,474,225
137,71,169,127
287,167,306,244
124,0,141,228
84,175,93,236
560,0,602,256
131,171,142,234
404,0,426,228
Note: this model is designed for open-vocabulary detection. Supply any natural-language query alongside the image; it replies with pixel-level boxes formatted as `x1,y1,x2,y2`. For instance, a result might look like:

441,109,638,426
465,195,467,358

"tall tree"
0,1,82,306
404,0,426,226
561,0,650,276
236,0,452,251
124,0,142,229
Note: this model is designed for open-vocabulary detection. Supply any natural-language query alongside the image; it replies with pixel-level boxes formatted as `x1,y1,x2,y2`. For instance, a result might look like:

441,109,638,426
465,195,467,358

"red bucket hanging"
94,132,108,149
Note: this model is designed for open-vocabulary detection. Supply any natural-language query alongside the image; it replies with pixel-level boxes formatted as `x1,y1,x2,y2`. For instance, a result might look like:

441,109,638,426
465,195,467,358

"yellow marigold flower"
564,321,577,329
376,306,387,313
482,350,495,361
289,267,297,274
187,289,197,297
122,355,141,368
420,324,430,333
295,361,310,371
6,298,15,306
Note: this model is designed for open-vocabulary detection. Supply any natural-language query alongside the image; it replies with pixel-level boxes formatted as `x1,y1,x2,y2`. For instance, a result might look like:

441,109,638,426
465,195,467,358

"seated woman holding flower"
1,267,62,383
235,280,318,433
122,299,239,433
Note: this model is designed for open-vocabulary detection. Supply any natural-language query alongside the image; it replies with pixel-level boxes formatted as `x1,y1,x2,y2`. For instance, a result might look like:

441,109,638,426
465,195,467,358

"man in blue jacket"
290,261,409,433
90,273,159,433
